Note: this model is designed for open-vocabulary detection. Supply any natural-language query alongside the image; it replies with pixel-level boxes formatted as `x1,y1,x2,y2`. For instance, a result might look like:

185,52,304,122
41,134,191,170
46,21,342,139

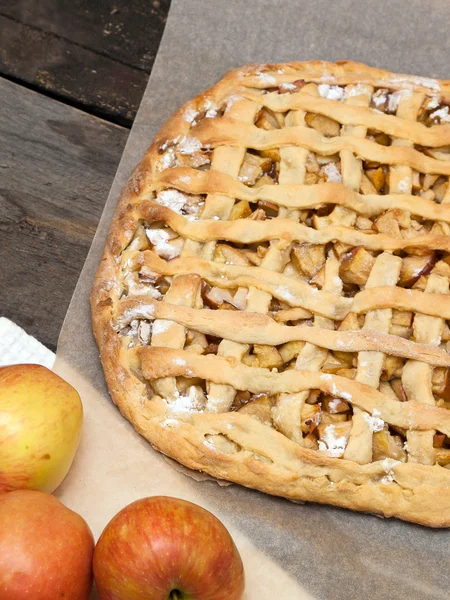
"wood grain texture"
0,0,171,124
0,0,171,72
0,15,148,125
0,77,128,350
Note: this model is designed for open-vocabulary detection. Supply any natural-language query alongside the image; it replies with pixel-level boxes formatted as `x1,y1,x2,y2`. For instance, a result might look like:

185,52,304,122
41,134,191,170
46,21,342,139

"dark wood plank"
0,15,149,125
0,0,171,73
0,77,128,351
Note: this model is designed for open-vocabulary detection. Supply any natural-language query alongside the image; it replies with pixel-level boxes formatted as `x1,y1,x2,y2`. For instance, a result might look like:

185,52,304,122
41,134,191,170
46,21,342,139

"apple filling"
112,72,450,470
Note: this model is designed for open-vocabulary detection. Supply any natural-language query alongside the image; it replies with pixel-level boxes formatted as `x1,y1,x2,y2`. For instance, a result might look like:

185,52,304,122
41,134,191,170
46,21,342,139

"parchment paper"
54,1,450,598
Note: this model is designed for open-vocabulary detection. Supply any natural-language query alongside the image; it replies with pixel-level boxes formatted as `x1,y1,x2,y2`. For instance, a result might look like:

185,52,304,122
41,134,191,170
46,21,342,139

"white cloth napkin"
0,318,55,369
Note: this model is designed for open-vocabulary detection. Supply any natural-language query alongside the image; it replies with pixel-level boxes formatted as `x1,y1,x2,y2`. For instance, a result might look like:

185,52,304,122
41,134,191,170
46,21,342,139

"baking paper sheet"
54,1,450,598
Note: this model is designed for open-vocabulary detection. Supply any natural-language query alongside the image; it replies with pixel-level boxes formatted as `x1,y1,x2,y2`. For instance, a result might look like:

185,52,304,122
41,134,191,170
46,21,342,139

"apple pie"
91,60,450,527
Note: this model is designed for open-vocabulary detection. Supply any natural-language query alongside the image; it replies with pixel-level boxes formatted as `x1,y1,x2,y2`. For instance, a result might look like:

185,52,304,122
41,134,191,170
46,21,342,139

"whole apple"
0,489,94,599
93,496,245,600
0,364,83,493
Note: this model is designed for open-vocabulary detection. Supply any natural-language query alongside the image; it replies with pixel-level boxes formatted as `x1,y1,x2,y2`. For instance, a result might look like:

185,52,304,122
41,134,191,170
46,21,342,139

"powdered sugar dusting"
380,458,400,484
256,72,277,86
344,84,367,98
161,418,179,429
203,99,219,118
373,93,387,108
388,90,412,113
145,229,182,260
323,163,342,183
152,320,171,336
276,286,296,303
427,96,440,110
183,107,198,125
396,178,410,193
279,82,298,93
168,386,204,412
157,189,187,214
430,106,450,123
390,75,440,92
328,399,341,413
225,95,243,112
124,276,162,299
178,136,203,155
364,411,384,433
157,148,176,172
138,321,152,344
318,84,344,101
318,425,347,457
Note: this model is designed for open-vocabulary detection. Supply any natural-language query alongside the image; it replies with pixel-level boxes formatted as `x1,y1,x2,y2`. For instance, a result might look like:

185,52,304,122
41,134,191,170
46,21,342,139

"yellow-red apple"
93,496,245,600
0,364,83,492
0,489,94,599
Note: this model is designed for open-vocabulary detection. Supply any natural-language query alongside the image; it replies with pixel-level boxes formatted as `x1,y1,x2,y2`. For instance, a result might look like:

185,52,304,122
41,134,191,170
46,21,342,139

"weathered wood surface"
0,0,171,125
0,77,128,350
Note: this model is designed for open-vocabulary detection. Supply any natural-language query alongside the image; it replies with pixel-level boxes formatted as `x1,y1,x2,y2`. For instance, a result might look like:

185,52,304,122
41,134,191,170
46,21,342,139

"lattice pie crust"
91,61,450,526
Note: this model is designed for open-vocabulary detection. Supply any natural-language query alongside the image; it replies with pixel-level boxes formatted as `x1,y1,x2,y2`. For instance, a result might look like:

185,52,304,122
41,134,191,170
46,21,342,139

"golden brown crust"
91,60,450,527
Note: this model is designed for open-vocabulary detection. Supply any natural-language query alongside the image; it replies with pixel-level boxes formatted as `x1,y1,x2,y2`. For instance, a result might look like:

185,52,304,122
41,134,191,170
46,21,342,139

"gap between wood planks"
0,0,171,127
0,77,129,350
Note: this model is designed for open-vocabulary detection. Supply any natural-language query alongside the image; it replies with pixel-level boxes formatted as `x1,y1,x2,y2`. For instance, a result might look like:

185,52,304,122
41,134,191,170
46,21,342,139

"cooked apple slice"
259,148,281,162
303,433,319,450
365,167,385,192
372,428,406,462
381,355,404,380
432,260,450,278
253,174,276,188
335,368,356,379
391,310,413,327
373,211,402,237
432,368,450,400
433,433,446,448
291,244,326,279
422,174,439,191
301,404,322,434
203,286,235,308
322,396,350,413
233,390,251,409
258,200,279,218
338,312,361,331
278,341,306,364
388,324,412,339
305,113,340,137
360,173,378,194
398,253,436,287
253,345,283,369
238,154,263,185
339,247,375,285
278,79,305,94
237,394,272,425
355,216,373,231
214,244,251,266
435,449,450,467
320,413,349,425
390,378,408,402
305,152,320,174
434,180,449,203
255,108,282,130
230,200,252,220
249,208,267,221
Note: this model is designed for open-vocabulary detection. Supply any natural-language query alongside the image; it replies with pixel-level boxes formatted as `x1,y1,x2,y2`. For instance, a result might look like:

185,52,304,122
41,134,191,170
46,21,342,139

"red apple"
0,490,94,599
93,496,245,600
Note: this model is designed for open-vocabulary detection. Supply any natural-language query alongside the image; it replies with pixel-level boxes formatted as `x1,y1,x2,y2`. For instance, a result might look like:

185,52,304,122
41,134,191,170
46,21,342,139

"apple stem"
169,590,181,600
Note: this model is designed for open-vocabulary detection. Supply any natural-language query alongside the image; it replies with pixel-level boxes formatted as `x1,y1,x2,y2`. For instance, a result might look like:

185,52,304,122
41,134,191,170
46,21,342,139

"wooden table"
0,1,170,350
